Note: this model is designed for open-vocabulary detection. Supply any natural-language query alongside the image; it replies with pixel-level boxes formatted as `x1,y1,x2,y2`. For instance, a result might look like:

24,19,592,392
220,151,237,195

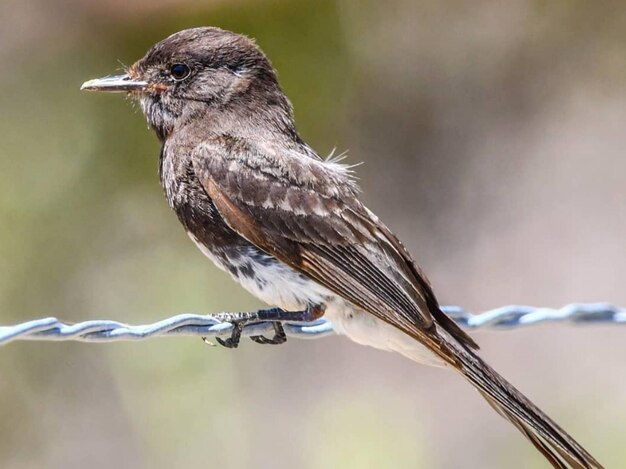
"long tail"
435,331,603,469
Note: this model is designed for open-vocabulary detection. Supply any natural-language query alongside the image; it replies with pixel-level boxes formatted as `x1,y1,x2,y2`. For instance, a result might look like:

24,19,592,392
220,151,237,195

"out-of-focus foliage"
1,1,625,468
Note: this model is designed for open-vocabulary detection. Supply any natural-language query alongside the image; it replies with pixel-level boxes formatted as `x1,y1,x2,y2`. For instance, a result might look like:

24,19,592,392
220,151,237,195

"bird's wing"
191,136,476,350
191,136,603,469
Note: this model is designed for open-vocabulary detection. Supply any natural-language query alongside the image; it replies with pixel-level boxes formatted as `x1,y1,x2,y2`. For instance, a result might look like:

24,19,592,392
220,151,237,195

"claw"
215,322,243,349
201,337,216,346
215,336,238,348
250,322,287,345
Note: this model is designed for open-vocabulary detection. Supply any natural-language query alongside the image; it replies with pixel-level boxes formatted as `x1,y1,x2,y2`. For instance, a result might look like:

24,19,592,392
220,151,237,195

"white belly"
324,298,447,367
189,234,334,311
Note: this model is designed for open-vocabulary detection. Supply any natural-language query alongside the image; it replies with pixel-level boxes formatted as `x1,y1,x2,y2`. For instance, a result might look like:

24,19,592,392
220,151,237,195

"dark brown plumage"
82,27,603,468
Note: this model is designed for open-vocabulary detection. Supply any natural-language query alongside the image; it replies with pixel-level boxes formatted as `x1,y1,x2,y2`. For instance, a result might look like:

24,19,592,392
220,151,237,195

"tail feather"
480,390,580,469
443,335,603,469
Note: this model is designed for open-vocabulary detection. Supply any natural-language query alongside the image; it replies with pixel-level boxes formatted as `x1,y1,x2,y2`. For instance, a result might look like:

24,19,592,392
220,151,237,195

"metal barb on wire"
0,303,624,346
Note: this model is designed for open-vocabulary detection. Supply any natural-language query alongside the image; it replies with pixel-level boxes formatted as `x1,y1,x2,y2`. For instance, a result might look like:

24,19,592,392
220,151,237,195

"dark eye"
226,64,243,74
170,63,190,80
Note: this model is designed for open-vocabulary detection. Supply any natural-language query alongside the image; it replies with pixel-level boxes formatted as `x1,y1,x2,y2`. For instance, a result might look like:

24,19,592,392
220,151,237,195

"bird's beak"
80,73,148,93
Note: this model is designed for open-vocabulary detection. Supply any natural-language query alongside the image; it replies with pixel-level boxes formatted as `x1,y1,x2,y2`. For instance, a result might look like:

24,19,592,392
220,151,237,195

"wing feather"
192,136,476,349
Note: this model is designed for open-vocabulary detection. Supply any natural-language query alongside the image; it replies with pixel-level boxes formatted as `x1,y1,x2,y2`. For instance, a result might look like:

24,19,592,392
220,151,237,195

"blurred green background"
1,1,626,468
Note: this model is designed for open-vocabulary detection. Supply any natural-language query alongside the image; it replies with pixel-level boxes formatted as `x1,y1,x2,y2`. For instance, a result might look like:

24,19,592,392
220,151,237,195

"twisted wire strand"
0,303,624,346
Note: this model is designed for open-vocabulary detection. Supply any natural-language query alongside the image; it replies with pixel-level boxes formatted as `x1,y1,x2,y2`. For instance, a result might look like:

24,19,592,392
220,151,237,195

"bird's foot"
210,305,325,349
215,321,244,349
214,320,285,348
250,322,286,345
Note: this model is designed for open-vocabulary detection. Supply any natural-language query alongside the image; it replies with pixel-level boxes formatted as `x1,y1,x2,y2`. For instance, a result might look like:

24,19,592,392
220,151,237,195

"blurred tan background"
1,0,625,468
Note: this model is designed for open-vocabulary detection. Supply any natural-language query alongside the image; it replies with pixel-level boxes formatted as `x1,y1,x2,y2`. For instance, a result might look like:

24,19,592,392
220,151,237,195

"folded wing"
191,136,476,350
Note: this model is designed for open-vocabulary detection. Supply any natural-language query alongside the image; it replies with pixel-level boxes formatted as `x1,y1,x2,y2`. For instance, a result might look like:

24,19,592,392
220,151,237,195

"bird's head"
82,27,293,141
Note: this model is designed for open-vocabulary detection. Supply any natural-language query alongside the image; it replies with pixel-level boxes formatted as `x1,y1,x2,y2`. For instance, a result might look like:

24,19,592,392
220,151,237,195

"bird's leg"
254,305,325,322
213,305,325,348
249,304,325,345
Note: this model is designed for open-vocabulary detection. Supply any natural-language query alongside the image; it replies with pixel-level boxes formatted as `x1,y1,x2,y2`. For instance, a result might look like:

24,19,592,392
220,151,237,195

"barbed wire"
0,303,623,346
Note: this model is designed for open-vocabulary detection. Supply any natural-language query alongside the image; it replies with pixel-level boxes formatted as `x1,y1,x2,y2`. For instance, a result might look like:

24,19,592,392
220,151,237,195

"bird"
81,27,602,468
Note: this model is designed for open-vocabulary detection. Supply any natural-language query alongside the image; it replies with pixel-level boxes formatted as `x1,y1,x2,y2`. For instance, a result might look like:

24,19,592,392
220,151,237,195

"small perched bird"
82,27,602,468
